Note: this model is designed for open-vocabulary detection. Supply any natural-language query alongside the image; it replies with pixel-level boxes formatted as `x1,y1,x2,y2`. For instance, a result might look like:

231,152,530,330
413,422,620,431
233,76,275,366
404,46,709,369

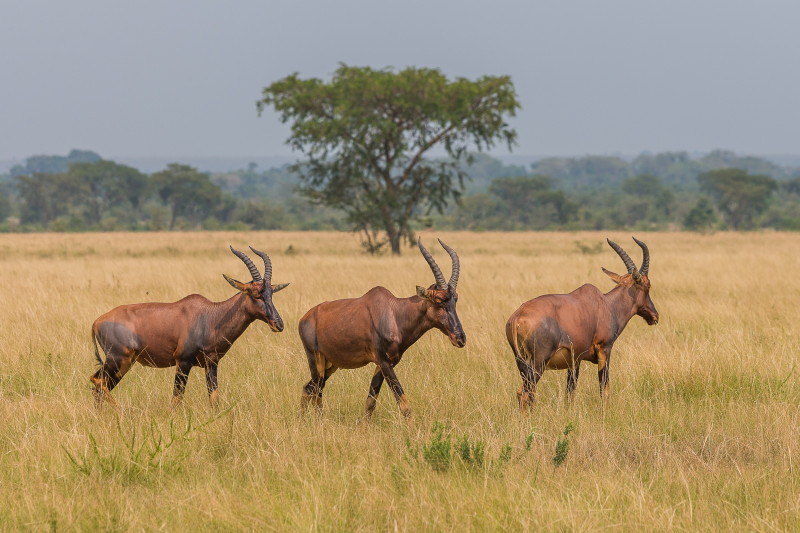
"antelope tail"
511,321,529,363
92,330,104,366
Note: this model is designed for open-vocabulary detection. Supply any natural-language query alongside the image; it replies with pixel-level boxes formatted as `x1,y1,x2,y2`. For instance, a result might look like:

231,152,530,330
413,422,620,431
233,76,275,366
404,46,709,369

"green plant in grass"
422,422,452,472
414,423,526,473
63,408,230,484
497,443,513,466
553,423,576,467
457,434,486,468
524,430,535,451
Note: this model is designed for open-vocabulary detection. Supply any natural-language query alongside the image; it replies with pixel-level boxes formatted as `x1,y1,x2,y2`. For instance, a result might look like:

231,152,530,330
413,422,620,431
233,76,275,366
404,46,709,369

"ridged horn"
418,238,447,289
229,245,262,282
438,239,460,290
632,237,650,277
606,239,636,275
249,246,273,284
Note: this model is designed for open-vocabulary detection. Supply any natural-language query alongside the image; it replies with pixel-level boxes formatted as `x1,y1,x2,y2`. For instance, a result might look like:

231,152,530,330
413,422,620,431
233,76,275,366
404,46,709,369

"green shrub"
422,422,452,472
553,423,576,468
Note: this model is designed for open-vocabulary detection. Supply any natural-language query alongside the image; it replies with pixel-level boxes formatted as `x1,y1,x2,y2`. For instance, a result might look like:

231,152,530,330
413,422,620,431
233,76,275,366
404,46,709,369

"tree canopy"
257,64,520,254
67,161,148,225
151,164,226,230
489,176,576,226
698,169,777,229
683,197,718,232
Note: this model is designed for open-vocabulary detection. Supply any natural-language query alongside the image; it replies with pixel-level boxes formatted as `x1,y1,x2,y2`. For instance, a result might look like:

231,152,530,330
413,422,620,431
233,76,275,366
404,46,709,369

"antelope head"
602,237,659,325
416,238,467,347
224,245,289,332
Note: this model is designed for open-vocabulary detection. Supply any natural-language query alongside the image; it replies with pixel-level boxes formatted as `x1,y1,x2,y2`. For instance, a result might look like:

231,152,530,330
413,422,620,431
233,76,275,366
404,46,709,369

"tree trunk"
389,230,402,255
388,221,414,255
382,215,403,255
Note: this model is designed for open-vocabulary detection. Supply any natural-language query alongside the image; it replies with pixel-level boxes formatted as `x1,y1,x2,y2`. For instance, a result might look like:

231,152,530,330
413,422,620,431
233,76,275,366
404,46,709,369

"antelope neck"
603,284,639,335
395,296,437,349
208,292,258,340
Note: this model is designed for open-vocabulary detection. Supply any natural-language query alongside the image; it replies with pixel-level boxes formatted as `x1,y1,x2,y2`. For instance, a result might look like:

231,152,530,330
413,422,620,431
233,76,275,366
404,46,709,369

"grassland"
1,231,799,531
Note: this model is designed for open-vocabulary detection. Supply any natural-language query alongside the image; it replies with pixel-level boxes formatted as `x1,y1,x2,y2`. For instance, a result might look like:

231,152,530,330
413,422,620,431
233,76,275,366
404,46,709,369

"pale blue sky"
1,0,798,161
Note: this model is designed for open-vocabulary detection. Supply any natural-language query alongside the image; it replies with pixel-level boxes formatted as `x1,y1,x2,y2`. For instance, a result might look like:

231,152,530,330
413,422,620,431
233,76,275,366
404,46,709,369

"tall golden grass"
1,231,798,531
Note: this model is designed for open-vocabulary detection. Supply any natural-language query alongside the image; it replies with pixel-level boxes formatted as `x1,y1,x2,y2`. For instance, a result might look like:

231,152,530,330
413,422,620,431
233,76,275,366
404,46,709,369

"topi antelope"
298,238,466,418
90,245,288,408
506,237,658,410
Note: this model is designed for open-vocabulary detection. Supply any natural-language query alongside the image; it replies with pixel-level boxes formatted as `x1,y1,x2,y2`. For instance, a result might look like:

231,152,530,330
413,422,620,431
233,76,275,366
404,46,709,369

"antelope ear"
601,267,624,285
272,282,289,293
223,274,248,292
416,286,431,299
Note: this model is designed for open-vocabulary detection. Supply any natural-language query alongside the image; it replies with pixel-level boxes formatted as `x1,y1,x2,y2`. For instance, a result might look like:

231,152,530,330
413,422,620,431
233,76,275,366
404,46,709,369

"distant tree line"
1,148,799,235
435,150,800,233
0,150,345,232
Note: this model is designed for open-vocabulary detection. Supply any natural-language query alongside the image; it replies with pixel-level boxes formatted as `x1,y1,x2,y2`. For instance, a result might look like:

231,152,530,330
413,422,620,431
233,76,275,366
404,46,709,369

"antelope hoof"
398,394,412,418
301,393,323,412
364,396,377,418
91,381,120,410
517,390,535,412
300,394,313,410
90,377,104,405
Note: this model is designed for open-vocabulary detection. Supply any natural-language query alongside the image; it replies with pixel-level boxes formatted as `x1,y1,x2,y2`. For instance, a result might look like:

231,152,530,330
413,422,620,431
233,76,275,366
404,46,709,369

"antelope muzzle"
268,317,285,333
449,330,467,348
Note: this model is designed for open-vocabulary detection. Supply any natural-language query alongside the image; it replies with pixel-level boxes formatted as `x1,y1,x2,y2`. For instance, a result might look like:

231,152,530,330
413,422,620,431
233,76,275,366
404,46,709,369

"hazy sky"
1,0,798,161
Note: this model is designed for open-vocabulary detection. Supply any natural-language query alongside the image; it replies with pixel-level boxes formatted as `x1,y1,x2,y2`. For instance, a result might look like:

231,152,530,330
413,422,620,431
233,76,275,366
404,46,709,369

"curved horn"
418,238,447,289
229,245,262,282
606,239,636,274
249,246,273,283
438,239,460,290
632,237,650,277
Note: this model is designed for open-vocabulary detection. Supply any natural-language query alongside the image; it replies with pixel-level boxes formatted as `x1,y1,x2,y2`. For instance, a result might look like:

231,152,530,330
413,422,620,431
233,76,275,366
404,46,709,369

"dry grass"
1,231,799,531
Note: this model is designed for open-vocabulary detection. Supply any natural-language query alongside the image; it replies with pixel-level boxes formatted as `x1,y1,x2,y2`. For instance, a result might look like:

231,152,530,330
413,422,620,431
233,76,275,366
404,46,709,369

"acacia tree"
258,64,520,254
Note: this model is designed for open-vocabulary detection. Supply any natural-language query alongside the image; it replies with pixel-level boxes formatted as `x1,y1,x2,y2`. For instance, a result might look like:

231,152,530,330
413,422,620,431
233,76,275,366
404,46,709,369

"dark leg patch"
364,367,384,418
171,360,193,408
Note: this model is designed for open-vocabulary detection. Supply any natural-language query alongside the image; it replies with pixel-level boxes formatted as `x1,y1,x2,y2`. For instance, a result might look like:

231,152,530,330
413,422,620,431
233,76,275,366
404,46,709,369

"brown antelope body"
90,246,288,407
298,239,465,418
506,238,658,410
